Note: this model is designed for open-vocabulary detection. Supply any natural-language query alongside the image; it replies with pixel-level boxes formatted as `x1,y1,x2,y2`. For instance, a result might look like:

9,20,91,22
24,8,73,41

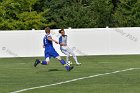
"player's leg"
67,47,81,65
51,49,74,71
61,49,71,65
34,53,50,67
41,57,50,65
40,52,51,65
55,56,74,71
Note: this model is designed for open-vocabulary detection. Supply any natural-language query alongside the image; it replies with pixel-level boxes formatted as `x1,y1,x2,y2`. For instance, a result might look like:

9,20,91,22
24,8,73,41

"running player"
59,29,81,65
34,27,74,71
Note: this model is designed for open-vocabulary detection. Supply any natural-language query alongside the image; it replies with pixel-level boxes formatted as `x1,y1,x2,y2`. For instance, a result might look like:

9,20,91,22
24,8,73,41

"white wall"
0,27,140,58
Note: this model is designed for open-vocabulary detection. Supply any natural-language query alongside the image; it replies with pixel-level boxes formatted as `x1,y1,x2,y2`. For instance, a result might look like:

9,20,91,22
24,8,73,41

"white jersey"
59,35,68,50
59,35,80,65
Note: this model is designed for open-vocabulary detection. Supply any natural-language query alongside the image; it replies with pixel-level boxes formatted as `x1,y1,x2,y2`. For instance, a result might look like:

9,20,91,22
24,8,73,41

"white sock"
66,55,70,63
73,55,79,64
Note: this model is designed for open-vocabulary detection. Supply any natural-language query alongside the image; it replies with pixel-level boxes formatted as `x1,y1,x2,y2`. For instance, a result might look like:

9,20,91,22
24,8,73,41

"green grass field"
0,55,140,93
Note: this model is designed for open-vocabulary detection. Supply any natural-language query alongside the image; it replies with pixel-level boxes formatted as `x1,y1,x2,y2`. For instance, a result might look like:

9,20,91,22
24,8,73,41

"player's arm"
43,37,46,48
60,43,66,46
47,36,58,44
59,42,66,46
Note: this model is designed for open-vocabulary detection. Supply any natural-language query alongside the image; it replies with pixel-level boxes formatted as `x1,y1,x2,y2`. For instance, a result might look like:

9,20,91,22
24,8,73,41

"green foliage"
90,0,113,27
44,0,97,28
0,0,50,30
0,0,140,30
112,0,140,27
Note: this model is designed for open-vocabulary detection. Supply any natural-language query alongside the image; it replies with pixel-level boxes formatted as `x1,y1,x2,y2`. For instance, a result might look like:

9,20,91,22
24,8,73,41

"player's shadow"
71,64,81,66
48,69,62,72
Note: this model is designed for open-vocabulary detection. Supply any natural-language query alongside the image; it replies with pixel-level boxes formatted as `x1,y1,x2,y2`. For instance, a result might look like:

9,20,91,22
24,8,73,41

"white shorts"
60,46,75,55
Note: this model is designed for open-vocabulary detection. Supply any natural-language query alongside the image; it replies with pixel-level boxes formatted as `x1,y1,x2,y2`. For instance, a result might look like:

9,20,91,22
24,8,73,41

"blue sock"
65,65,70,71
60,59,70,71
41,61,48,65
60,59,66,65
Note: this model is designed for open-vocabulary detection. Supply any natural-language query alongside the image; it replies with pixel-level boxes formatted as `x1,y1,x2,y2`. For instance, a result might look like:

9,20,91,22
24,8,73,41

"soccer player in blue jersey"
34,27,74,71
59,29,81,65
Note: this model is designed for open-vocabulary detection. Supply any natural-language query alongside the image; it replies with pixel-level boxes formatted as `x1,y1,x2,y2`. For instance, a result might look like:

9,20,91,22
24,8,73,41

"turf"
0,55,140,93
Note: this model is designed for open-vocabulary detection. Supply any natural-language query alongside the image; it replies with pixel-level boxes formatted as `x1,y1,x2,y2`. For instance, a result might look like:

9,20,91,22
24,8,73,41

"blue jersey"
43,34,54,51
43,34,53,47
43,34,59,58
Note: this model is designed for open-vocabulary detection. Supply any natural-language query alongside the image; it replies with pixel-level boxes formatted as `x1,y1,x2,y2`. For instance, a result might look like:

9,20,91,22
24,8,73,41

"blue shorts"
44,48,59,59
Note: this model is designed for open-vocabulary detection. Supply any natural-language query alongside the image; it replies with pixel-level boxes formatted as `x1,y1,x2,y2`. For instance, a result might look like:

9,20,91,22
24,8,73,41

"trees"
0,0,50,30
44,0,112,28
112,0,140,27
0,0,140,30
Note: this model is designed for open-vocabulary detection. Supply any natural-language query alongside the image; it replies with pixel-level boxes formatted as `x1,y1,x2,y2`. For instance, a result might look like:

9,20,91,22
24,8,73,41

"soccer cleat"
34,59,40,67
76,63,81,65
68,66,74,71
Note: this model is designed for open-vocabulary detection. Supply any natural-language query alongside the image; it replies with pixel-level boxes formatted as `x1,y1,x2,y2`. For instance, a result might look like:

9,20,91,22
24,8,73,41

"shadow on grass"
48,69,63,72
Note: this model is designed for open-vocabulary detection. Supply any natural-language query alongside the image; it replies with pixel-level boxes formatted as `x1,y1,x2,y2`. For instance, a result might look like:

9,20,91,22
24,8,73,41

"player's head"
59,28,65,35
45,27,50,34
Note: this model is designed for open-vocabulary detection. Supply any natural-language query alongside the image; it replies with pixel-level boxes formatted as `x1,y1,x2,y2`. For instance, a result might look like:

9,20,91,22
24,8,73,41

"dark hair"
59,28,64,33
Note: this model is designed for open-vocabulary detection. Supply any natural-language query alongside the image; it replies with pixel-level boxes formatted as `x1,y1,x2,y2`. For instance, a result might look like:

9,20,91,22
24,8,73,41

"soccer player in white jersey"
59,29,81,65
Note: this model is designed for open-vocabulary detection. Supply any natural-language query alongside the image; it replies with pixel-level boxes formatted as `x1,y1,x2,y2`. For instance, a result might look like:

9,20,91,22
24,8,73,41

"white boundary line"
10,68,140,93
